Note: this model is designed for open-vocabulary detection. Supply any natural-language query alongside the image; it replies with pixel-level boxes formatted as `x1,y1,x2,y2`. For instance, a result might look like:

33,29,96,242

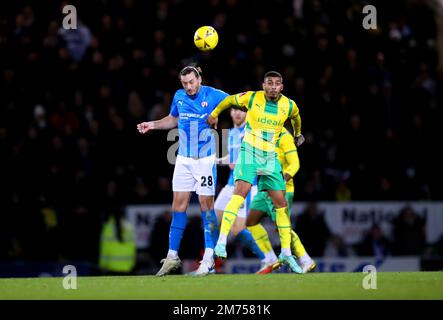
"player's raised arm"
137,115,178,134
206,95,235,128
210,95,236,117
207,92,252,127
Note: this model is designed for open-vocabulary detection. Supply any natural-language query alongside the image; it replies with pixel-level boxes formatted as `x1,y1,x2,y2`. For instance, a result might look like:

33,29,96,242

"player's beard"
187,85,201,96
268,91,278,100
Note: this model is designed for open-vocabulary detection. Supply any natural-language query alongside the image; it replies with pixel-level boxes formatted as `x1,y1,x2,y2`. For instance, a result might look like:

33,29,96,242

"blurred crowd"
148,203,443,274
0,0,442,264
293,203,429,258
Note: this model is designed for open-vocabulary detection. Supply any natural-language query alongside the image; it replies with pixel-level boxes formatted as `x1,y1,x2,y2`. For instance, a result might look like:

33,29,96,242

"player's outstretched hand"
294,134,305,147
137,121,155,134
206,115,218,129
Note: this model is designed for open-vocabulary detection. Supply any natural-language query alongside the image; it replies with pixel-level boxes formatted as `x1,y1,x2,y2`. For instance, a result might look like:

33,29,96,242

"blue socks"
201,210,219,249
237,229,265,260
169,211,187,251
170,210,263,261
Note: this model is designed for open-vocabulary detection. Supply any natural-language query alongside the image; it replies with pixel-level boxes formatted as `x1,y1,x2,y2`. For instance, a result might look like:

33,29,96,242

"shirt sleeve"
289,99,301,136
210,91,254,118
232,91,254,110
280,133,300,177
289,99,300,118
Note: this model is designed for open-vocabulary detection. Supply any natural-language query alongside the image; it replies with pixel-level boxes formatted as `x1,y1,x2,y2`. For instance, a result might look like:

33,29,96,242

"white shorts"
214,184,258,218
172,154,216,196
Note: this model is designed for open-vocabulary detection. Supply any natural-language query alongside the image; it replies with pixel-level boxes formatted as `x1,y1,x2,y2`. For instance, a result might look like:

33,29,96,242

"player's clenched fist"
294,134,305,147
137,121,155,134
206,115,218,129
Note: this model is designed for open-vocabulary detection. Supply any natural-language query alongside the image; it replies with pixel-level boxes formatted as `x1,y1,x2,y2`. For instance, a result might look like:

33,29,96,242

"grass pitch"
0,272,442,300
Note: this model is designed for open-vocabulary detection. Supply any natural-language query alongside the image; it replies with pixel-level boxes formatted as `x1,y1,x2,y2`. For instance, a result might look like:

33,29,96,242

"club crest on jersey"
201,101,208,108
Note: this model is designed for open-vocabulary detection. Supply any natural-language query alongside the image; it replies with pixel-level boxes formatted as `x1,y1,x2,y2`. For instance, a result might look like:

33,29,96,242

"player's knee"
246,210,263,227
274,198,288,209
232,225,244,236
172,204,187,212
245,218,255,227
234,181,251,198
172,199,188,212
199,197,214,211
172,192,191,212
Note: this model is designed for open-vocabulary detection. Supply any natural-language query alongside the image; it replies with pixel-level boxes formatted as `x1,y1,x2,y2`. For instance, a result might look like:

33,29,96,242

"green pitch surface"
1,272,442,300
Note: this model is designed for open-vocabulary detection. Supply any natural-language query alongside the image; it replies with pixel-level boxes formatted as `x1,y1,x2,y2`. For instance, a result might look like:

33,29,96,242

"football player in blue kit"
137,66,227,276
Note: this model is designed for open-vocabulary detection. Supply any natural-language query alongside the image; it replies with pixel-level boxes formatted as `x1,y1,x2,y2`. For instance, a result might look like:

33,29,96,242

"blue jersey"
227,125,258,186
170,86,228,158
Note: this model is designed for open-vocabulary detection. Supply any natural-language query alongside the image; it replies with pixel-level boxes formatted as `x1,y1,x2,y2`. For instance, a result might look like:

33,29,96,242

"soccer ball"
194,26,218,51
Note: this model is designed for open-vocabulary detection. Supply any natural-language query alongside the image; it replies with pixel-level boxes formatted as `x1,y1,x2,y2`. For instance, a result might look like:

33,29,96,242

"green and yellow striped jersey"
211,90,301,152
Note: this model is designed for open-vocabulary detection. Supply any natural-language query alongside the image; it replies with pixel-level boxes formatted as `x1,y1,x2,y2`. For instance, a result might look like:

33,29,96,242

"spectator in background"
324,234,352,257
128,176,152,204
335,179,352,201
58,19,92,63
99,206,136,275
294,201,331,257
356,224,391,258
33,105,49,134
392,205,426,255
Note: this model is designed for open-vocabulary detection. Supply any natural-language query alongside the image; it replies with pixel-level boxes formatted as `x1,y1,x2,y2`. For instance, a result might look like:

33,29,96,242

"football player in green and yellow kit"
207,71,305,273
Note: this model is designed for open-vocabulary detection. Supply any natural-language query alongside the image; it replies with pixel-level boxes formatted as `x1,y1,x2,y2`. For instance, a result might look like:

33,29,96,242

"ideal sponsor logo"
257,117,282,126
